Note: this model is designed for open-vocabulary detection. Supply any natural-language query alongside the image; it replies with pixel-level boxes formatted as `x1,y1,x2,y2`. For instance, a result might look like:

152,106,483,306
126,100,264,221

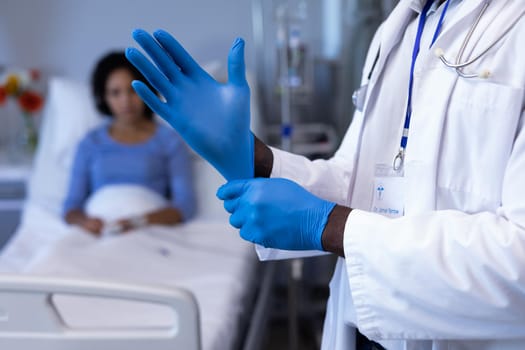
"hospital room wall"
0,0,254,83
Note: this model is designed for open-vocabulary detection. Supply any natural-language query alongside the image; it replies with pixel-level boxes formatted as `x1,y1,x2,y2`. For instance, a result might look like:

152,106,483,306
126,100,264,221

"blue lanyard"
393,0,451,171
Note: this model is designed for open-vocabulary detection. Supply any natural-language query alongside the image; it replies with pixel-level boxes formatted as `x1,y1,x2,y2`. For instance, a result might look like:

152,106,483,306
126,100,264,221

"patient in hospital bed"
62,52,196,236
0,57,259,350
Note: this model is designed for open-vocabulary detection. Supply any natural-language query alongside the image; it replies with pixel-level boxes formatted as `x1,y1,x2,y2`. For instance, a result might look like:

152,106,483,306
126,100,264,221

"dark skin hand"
65,210,104,236
254,136,350,257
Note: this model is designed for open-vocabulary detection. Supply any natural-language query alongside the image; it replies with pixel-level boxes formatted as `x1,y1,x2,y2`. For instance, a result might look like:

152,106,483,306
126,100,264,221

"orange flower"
5,74,21,96
0,86,6,106
18,90,44,113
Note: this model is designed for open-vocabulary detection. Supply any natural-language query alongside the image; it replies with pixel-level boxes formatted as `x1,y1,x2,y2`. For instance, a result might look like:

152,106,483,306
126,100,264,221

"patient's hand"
81,217,104,236
65,209,104,236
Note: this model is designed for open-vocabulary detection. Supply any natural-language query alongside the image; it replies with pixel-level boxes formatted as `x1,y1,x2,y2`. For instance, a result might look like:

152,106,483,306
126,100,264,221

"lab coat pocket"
437,80,523,212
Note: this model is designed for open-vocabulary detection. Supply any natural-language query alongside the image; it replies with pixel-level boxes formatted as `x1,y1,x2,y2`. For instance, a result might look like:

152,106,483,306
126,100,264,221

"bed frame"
0,275,200,350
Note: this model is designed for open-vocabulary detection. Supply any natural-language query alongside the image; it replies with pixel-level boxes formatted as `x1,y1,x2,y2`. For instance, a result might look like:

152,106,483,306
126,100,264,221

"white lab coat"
257,0,525,349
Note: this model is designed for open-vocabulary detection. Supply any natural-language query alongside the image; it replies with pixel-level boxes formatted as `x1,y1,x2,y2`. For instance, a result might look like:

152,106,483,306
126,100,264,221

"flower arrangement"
0,68,44,155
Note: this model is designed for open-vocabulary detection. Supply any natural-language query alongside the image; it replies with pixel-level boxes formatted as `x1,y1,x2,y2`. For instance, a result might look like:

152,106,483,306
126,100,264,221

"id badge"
371,164,405,218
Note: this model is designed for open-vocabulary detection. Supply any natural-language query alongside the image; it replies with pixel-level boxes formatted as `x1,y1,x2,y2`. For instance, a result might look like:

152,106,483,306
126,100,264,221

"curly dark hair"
91,51,154,119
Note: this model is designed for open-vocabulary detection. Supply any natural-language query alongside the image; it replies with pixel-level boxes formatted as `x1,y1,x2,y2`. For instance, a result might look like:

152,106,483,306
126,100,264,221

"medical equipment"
434,0,523,79
434,0,492,78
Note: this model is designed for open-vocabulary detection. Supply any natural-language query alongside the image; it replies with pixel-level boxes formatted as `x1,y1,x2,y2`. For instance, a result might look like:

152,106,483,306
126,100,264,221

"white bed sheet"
0,202,257,350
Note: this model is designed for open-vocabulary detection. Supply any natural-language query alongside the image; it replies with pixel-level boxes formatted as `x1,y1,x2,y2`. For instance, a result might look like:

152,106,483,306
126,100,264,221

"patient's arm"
65,209,104,236
145,207,184,225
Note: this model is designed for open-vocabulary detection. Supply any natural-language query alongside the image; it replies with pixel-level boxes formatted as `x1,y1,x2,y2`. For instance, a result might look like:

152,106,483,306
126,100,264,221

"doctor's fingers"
223,198,240,214
132,29,185,83
228,210,246,229
216,180,249,200
227,38,247,87
154,30,205,77
126,48,177,102
131,81,169,121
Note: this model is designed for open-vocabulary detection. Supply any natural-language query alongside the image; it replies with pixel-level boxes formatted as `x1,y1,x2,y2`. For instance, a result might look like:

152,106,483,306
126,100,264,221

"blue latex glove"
217,178,337,251
126,29,253,181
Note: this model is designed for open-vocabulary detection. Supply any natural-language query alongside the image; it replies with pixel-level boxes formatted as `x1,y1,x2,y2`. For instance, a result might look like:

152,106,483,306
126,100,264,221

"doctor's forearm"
321,205,351,257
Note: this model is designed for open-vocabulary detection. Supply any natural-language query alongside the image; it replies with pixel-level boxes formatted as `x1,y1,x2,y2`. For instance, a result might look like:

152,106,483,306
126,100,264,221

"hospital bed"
0,75,273,350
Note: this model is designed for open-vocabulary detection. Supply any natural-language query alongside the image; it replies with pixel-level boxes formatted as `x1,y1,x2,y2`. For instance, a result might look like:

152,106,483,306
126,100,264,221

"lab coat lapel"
361,0,414,116
371,0,414,86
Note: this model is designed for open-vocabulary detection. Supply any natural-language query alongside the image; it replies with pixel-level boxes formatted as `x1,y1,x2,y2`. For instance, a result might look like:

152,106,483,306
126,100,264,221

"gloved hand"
126,29,253,180
217,178,336,251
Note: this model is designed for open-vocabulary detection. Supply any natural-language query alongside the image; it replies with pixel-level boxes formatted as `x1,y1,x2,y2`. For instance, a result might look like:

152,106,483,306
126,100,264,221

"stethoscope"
433,0,492,79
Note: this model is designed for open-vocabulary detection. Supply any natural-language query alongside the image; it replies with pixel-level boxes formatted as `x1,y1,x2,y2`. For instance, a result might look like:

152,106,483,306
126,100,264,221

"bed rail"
0,275,200,350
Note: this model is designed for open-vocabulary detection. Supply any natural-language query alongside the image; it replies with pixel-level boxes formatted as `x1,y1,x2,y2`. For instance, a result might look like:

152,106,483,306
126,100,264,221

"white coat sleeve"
345,108,525,340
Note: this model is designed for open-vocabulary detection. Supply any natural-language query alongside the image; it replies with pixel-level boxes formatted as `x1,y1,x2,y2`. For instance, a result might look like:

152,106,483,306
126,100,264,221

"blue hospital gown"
63,122,196,220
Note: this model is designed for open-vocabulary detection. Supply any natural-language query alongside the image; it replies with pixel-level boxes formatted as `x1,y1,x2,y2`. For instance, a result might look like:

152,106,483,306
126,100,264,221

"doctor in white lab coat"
128,0,525,349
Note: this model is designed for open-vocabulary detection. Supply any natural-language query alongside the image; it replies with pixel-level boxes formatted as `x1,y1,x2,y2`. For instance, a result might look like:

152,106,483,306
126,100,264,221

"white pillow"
85,185,168,222
28,77,103,215
192,157,229,222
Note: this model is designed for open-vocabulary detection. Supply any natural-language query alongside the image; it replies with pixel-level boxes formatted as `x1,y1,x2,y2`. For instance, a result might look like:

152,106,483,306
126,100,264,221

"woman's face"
105,68,146,123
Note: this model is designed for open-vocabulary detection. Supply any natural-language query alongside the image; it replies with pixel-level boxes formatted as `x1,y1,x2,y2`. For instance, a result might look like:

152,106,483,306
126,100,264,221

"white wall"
0,0,254,83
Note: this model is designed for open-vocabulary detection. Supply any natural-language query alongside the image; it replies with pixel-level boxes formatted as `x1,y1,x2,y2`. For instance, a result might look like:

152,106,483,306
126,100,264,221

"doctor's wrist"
321,205,351,258
254,135,273,178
